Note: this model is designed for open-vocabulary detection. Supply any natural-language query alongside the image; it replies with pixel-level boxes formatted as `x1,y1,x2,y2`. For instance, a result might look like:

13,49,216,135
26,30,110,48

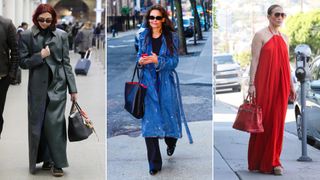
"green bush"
284,10,320,57
234,51,251,67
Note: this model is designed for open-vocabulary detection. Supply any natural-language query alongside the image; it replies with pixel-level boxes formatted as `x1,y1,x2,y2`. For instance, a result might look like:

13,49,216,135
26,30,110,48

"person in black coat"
19,4,77,177
0,15,19,137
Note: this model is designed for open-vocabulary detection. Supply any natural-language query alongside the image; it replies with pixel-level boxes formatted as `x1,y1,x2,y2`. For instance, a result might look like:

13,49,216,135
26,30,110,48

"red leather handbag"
233,95,264,133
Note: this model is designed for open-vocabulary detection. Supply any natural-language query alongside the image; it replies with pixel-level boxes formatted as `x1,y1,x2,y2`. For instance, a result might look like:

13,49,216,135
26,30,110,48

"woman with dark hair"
137,4,192,175
247,4,296,175
19,4,77,177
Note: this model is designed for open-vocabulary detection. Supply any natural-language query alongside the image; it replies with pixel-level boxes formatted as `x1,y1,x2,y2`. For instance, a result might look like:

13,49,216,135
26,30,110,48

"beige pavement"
107,121,212,180
214,100,320,180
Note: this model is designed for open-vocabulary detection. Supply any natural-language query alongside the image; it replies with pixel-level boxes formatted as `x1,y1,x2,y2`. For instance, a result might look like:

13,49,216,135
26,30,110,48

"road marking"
122,39,134,43
108,45,130,48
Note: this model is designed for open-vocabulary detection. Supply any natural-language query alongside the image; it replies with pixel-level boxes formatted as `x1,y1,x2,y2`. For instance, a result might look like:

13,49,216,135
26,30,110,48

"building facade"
46,0,105,25
0,0,41,27
0,0,105,28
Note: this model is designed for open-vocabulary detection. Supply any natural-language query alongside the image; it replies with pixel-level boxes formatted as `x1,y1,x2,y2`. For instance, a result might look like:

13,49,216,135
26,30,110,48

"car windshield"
214,56,235,64
183,19,190,25
190,18,194,24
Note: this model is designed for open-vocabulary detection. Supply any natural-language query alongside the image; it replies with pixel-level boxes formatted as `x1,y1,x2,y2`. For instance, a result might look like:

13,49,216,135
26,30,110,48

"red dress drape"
248,34,291,173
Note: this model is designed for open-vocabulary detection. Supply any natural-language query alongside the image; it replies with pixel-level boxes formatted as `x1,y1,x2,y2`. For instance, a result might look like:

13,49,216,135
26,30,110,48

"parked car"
182,17,194,37
190,17,205,29
134,24,145,52
173,17,194,37
294,56,320,144
214,54,241,92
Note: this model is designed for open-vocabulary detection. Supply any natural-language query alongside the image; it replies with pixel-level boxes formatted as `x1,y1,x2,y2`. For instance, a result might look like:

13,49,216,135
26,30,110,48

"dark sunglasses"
273,12,286,18
148,16,163,20
37,18,53,24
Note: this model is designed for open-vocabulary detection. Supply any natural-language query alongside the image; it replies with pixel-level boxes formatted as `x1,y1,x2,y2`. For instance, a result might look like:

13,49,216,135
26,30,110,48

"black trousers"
0,76,10,136
79,52,86,59
145,137,177,170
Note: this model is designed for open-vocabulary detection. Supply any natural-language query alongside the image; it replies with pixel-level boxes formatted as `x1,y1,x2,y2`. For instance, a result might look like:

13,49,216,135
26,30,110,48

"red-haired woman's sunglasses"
37,18,53,24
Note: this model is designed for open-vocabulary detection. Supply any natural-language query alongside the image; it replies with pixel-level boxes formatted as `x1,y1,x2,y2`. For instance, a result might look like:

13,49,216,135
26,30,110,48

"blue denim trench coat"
137,29,192,143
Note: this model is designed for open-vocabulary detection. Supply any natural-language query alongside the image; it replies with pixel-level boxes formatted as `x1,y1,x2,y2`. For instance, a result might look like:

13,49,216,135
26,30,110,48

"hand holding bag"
232,95,264,133
68,101,94,142
124,62,147,119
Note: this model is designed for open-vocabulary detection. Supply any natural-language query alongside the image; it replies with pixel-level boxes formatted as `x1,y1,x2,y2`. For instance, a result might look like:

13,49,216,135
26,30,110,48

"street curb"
180,82,212,86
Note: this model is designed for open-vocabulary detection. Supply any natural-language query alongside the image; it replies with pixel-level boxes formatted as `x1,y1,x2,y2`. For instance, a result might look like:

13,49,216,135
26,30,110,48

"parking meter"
295,44,311,82
294,44,312,162
295,52,306,81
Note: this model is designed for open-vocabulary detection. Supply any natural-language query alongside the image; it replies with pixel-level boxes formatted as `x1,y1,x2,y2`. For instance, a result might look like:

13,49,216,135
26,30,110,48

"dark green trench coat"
19,26,77,173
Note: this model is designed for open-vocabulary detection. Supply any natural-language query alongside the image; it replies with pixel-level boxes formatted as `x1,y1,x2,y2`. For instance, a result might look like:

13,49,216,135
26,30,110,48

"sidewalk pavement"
0,49,105,180
107,121,212,180
107,29,137,39
177,30,212,85
214,100,320,180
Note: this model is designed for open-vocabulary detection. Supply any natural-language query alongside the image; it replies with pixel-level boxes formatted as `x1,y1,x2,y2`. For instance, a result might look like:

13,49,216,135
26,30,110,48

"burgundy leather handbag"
233,95,264,133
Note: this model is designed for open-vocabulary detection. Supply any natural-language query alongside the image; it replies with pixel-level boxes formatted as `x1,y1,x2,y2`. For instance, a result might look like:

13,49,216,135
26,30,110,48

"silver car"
214,54,241,92
295,56,320,144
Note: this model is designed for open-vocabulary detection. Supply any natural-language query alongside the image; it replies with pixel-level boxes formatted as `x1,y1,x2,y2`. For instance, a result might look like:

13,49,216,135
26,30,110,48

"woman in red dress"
248,4,296,175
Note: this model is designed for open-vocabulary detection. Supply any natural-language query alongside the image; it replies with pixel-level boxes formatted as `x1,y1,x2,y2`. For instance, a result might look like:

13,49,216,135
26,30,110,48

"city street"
107,32,212,138
0,49,105,180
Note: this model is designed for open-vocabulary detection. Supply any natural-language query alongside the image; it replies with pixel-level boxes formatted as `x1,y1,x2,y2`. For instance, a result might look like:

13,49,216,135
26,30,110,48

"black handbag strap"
70,101,84,119
74,101,82,112
131,62,143,82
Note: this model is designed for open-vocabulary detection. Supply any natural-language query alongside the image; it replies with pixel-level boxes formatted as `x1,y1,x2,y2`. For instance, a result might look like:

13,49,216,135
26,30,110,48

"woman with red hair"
19,4,77,177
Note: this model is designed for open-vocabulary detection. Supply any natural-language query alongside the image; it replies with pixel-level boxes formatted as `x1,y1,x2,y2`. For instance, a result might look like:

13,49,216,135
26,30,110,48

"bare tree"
174,0,187,55
200,0,209,31
190,0,203,40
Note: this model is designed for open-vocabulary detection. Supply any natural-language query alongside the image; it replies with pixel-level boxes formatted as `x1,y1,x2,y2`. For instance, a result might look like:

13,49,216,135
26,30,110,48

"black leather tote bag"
124,63,147,119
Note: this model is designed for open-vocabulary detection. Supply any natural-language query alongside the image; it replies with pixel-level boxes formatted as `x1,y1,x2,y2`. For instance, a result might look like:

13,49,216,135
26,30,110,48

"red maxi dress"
248,32,291,173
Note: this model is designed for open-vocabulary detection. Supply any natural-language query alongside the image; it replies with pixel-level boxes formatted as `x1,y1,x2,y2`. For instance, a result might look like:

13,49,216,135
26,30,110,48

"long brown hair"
144,5,175,55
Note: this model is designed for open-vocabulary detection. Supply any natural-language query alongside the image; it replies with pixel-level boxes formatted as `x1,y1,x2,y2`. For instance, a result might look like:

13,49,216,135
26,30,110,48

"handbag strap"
70,101,77,114
74,101,83,112
246,94,257,104
131,62,143,82
131,62,139,82
72,101,100,141
173,70,193,144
